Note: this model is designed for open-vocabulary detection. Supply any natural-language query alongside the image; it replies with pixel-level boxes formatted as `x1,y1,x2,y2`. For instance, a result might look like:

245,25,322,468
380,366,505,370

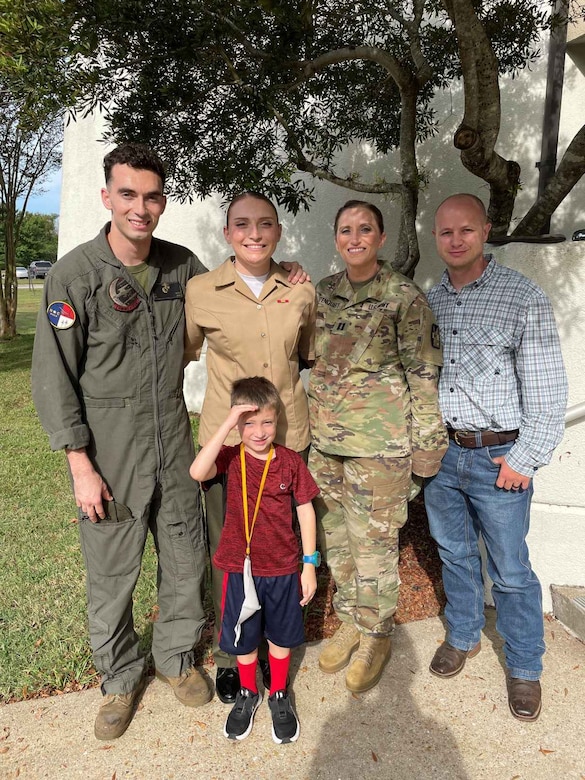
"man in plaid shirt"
424,193,567,722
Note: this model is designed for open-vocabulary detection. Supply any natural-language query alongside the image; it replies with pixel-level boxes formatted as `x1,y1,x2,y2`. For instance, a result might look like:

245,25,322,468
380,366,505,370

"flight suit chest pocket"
164,302,185,345
85,297,141,397
89,295,141,344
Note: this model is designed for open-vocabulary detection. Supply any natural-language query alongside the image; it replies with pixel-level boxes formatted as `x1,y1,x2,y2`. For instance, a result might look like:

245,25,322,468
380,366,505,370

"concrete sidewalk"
1,613,584,780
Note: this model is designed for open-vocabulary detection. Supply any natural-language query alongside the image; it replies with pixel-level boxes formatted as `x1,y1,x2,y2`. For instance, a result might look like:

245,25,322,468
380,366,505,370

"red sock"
269,652,290,693
237,659,258,694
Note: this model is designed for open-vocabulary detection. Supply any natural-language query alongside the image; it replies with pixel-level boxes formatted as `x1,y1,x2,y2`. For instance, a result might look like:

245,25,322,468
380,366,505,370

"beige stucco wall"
58,30,585,609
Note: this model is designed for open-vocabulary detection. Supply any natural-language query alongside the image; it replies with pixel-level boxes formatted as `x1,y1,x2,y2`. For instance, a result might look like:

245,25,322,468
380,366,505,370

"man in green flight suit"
32,143,211,740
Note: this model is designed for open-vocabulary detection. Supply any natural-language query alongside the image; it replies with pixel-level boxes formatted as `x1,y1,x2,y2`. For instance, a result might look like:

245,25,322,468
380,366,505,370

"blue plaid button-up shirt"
428,256,567,476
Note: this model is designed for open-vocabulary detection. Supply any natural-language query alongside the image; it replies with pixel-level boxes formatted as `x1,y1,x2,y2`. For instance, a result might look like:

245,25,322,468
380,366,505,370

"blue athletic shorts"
219,571,305,656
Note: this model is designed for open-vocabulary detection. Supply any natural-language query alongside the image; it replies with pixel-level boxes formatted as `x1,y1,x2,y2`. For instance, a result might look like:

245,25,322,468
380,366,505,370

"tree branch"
219,47,402,196
301,46,411,89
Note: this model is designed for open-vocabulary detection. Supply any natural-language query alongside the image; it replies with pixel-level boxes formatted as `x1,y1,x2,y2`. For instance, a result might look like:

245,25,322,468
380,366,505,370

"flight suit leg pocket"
79,508,144,577
165,517,199,579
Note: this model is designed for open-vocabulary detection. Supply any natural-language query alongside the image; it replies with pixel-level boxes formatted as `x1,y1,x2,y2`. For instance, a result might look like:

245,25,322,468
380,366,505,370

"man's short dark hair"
231,377,282,414
103,143,166,187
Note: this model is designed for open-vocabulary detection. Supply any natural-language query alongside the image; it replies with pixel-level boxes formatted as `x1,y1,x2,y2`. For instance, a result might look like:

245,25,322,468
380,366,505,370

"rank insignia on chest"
334,322,347,332
153,281,183,301
47,301,76,329
431,323,441,350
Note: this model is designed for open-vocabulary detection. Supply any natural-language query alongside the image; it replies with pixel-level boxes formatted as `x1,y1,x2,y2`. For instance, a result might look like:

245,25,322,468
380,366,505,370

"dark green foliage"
71,0,549,214
0,213,58,268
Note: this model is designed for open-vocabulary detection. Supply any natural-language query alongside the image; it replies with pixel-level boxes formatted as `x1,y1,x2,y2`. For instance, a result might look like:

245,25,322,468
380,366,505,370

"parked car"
16,266,29,279
28,260,53,279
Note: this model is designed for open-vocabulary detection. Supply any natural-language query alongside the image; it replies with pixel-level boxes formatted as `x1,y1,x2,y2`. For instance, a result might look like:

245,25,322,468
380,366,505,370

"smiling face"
101,163,166,264
433,195,491,288
334,206,387,282
237,405,278,458
223,195,282,277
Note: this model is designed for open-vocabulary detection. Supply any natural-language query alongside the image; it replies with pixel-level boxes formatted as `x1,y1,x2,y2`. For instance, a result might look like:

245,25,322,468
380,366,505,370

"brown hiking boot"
155,666,212,707
319,622,361,674
345,635,391,693
94,680,145,740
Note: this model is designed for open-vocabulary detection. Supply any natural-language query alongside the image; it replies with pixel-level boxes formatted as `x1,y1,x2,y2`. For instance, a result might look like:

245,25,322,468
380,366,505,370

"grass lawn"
0,289,443,703
0,290,201,702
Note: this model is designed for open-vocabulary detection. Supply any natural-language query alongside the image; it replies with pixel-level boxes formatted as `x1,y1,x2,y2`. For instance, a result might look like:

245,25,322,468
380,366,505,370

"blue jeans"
424,440,544,680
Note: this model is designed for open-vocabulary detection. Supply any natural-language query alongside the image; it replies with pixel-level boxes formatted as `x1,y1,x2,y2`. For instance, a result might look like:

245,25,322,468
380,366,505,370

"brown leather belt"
447,428,519,448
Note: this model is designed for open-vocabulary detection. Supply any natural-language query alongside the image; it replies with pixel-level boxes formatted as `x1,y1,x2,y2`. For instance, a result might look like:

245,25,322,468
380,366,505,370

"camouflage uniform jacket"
308,263,448,476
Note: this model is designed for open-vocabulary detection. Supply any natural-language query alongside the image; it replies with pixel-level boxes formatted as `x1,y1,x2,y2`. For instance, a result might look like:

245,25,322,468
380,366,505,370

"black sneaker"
268,690,300,744
223,688,262,741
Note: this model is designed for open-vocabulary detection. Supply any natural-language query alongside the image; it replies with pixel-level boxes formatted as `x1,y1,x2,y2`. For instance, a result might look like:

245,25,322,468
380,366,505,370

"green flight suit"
32,225,208,695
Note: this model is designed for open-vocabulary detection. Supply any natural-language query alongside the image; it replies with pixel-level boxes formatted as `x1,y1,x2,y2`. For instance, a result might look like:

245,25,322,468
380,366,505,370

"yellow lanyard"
240,442,274,557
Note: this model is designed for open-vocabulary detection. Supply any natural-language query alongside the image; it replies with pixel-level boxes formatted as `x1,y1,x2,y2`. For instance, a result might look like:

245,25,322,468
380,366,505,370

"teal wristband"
303,551,321,566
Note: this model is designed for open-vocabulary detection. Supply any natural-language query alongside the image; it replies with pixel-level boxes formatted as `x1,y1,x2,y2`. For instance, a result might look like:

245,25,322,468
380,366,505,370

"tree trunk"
0,205,18,339
513,124,585,236
443,0,520,234
391,84,421,278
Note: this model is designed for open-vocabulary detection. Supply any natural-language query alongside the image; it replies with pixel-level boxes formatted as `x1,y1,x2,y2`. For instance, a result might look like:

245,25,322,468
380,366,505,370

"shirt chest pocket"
460,326,517,384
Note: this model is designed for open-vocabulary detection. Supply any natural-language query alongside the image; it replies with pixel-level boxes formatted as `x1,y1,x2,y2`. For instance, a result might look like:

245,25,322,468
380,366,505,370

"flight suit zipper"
147,300,165,484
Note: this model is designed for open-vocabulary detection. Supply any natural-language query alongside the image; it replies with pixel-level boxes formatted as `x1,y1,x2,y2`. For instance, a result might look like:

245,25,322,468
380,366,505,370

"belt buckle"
454,430,470,446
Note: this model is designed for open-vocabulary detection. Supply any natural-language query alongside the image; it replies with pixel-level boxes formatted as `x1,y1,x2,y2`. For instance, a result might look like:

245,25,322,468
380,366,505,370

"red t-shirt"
212,444,319,576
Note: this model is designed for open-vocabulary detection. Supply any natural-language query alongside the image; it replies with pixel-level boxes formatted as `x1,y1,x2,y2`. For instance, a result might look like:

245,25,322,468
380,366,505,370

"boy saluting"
190,377,319,743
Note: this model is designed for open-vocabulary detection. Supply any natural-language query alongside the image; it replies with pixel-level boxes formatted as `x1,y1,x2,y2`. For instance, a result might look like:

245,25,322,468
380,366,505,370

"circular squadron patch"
109,277,140,312
47,301,76,330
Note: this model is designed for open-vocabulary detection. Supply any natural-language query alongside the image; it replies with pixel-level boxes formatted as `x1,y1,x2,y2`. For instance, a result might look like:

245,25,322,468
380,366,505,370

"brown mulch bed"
304,494,445,642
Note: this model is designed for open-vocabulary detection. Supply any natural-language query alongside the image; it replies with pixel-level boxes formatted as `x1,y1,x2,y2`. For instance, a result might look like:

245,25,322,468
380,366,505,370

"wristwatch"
303,551,321,566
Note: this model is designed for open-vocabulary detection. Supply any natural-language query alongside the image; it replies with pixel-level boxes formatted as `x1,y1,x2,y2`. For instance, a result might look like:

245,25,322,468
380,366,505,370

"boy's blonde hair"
231,377,282,414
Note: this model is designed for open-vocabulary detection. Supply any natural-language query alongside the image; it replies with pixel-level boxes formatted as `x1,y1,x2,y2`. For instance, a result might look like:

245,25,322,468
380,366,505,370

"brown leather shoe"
507,678,542,721
429,641,481,678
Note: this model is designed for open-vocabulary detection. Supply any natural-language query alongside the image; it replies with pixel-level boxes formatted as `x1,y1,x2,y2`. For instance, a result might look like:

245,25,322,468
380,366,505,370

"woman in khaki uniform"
309,200,447,693
184,192,316,703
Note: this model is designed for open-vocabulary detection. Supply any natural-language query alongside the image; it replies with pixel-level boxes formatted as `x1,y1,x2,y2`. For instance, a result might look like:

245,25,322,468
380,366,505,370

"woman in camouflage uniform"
308,201,447,693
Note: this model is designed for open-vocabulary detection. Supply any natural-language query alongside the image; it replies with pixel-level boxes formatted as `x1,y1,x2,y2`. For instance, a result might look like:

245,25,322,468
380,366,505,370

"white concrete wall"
58,31,585,609
486,242,585,611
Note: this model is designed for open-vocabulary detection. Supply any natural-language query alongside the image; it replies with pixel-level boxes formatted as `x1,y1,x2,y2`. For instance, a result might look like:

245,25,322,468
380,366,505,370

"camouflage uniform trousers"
309,447,411,636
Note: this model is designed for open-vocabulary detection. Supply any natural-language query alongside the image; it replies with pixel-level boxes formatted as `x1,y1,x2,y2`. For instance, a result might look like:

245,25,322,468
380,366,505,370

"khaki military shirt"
184,258,316,451
308,263,447,475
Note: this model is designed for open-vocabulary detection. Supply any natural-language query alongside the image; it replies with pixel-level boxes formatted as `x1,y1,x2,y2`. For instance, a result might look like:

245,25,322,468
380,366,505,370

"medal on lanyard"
233,442,274,646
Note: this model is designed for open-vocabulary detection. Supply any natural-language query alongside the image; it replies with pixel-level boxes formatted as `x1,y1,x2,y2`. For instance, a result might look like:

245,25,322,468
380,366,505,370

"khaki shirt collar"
214,257,293,301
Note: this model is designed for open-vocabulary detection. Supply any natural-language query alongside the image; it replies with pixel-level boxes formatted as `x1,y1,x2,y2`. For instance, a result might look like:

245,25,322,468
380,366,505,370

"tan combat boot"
345,635,391,693
94,680,145,740
155,666,212,707
319,622,361,674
